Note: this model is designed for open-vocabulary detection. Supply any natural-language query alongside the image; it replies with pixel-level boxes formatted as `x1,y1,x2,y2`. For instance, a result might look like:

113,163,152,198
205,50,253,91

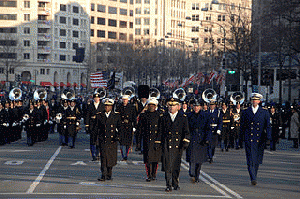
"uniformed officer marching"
115,95,137,161
207,100,222,163
85,93,103,161
139,98,163,182
186,99,210,183
221,102,231,152
231,102,242,149
240,93,271,186
23,101,37,146
56,99,69,146
160,98,190,192
65,99,81,148
269,105,281,151
96,98,121,181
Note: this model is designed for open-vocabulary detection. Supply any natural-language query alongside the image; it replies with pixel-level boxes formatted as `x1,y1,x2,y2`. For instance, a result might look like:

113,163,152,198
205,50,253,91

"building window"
129,34,133,41
108,31,117,39
0,27,17,33
120,21,127,28
135,28,141,35
120,0,127,3
0,67,4,74
120,8,127,15
97,4,105,12
192,15,199,21
206,15,211,21
130,10,133,16
24,40,30,46
135,18,141,25
60,42,66,49
192,3,199,10
73,43,78,49
217,38,221,43
60,29,66,36
136,8,141,14
144,18,150,25
97,30,105,38
73,18,79,25
73,30,79,38
46,69,50,75
24,1,30,8
60,4,66,11
91,3,95,11
60,55,66,61
91,16,94,24
40,69,45,74
0,0,17,7
144,8,150,14
24,14,30,21
130,22,133,28
60,16,66,24
108,7,117,14
97,17,105,25
204,37,208,43
24,53,30,59
91,29,94,37
144,28,149,35
119,33,127,41
136,0,141,3
192,26,199,32
24,27,30,34
0,14,17,20
108,19,117,27
144,0,150,4
73,6,79,13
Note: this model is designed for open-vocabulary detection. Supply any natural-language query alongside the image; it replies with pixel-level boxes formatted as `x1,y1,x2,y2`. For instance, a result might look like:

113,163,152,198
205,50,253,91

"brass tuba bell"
33,88,47,100
230,91,244,105
61,88,75,100
149,87,160,99
94,87,106,99
121,86,136,99
173,88,186,101
202,88,217,103
9,88,22,101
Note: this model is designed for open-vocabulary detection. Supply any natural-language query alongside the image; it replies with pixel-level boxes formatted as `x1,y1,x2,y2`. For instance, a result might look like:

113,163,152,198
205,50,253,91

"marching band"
0,85,299,191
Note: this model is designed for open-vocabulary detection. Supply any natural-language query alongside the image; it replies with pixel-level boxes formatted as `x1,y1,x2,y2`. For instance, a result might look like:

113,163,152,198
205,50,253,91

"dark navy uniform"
65,101,81,148
139,109,163,181
56,102,68,146
221,107,231,151
160,106,190,191
231,106,242,149
240,103,271,184
269,109,281,151
186,108,210,182
207,107,223,162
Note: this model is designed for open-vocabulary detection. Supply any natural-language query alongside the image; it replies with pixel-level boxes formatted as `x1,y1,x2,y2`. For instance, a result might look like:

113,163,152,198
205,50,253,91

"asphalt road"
0,130,299,199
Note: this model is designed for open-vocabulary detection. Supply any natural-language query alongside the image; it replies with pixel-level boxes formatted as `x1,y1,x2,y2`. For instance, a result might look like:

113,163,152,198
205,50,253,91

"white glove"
36,124,41,127
2,123,8,127
231,127,234,129
133,127,136,132
217,130,221,135
12,122,17,127
76,122,80,126
64,125,66,129
279,127,282,129
44,120,48,125
49,120,53,124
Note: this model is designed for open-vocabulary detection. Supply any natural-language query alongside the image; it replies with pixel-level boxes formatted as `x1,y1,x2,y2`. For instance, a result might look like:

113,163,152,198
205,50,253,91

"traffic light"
73,47,85,63
15,74,21,82
228,70,235,74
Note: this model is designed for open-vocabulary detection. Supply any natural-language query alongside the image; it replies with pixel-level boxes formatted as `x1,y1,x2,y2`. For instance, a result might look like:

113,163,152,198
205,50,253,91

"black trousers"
145,162,158,178
165,151,182,188
189,163,202,180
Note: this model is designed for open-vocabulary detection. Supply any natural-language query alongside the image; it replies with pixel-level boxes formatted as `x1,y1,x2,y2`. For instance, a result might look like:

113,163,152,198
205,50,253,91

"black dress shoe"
209,158,213,164
165,187,172,192
251,180,257,186
146,178,151,182
98,177,106,181
91,157,97,162
173,185,180,190
195,179,200,183
151,177,157,181
106,176,112,180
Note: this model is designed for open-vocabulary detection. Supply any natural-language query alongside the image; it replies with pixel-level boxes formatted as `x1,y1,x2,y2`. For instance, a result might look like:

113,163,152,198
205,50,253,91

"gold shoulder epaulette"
115,111,119,114
160,114,164,117
183,114,187,117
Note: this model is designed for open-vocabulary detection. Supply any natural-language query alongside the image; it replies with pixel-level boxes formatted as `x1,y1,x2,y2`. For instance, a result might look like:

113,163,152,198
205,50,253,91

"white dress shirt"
252,105,259,114
105,111,111,118
169,112,178,122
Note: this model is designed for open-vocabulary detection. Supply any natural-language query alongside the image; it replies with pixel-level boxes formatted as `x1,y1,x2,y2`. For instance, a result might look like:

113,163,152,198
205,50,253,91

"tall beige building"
0,0,90,89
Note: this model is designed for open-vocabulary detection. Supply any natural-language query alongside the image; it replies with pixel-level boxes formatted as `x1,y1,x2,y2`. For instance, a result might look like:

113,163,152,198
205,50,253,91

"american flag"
90,71,109,88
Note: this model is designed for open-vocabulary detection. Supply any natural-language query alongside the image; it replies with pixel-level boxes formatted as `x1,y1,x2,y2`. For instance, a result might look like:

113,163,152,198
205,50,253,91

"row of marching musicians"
0,98,51,146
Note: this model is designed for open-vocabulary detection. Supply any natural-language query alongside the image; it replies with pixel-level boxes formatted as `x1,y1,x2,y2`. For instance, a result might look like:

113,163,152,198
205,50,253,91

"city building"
0,0,90,91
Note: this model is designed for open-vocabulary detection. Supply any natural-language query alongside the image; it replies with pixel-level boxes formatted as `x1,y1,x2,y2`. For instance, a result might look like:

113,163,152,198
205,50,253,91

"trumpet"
56,113,62,120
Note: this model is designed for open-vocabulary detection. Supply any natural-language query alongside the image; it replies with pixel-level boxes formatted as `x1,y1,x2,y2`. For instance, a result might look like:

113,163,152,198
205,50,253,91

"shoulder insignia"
114,111,119,114
183,114,187,117
160,114,164,117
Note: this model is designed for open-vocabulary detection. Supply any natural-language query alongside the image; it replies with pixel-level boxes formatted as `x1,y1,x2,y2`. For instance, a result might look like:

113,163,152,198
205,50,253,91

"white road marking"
26,146,62,194
71,161,87,165
4,160,24,165
0,193,231,198
181,159,243,199
265,151,274,154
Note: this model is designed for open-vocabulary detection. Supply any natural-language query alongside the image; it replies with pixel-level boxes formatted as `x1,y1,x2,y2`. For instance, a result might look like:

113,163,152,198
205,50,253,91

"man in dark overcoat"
56,99,68,146
115,95,137,161
221,102,231,151
139,98,162,182
186,99,210,183
160,98,190,192
96,98,121,181
240,93,271,186
269,105,281,151
85,93,103,161
207,100,222,163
